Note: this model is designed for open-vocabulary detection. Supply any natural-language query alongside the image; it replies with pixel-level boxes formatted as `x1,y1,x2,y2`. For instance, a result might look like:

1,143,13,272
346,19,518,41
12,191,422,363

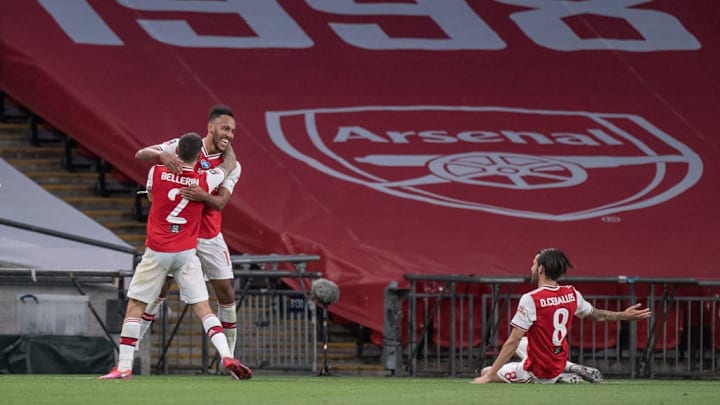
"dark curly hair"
208,104,234,122
536,248,573,281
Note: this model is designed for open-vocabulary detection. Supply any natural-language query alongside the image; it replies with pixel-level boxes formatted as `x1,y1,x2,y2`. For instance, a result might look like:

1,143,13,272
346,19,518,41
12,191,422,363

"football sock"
137,297,165,347
565,360,578,372
218,301,237,357
202,313,232,359
117,318,141,371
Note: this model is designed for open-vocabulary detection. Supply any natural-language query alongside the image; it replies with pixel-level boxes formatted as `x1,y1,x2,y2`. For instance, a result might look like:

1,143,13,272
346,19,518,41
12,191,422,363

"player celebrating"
472,248,651,384
100,132,250,380
134,104,241,357
515,336,604,383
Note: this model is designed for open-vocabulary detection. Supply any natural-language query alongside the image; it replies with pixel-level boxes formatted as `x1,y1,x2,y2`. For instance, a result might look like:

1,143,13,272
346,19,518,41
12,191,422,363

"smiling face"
207,114,236,153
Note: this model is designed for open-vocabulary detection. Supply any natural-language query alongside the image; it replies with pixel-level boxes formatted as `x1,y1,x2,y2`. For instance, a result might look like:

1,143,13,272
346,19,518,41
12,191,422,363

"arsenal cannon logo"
266,106,702,221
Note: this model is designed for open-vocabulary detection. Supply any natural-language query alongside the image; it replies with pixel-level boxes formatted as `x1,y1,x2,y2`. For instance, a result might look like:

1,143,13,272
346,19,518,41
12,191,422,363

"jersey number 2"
166,188,189,224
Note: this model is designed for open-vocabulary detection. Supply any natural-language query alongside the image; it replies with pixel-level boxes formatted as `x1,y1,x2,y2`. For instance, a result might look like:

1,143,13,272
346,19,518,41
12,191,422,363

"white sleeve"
510,293,536,331
146,166,156,191
574,288,594,318
204,167,226,191
220,161,241,193
157,138,179,154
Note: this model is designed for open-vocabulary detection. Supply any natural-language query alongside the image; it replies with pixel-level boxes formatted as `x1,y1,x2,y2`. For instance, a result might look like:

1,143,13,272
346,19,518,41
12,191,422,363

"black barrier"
0,268,133,352
153,254,322,375
400,274,720,378
0,335,114,374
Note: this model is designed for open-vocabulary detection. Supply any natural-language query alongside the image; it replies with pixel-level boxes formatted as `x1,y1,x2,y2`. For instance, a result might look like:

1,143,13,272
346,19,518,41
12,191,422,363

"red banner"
1,1,718,331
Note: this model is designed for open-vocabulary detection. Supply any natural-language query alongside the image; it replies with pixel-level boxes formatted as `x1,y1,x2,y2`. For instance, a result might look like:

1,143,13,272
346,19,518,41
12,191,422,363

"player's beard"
530,271,539,285
211,128,225,152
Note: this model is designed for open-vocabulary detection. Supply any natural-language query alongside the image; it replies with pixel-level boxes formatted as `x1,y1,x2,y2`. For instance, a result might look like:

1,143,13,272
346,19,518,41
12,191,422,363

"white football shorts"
497,359,559,384
127,247,209,305
197,232,233,280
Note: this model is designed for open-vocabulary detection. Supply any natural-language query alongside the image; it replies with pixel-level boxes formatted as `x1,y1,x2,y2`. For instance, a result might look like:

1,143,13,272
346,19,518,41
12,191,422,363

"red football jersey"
158,139,241,239
145,165,226,252
510,285,593,379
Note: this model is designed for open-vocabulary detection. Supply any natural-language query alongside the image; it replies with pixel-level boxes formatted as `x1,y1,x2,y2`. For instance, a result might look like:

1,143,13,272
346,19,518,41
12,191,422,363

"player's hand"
471,375,492,384
180,184,209,201
159,150,183,174
623,303,652,320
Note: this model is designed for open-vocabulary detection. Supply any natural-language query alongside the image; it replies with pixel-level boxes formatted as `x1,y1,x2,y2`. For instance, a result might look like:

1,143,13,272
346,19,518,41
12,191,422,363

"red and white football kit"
127,165,226,305
497,285,594,383
158,139,241,280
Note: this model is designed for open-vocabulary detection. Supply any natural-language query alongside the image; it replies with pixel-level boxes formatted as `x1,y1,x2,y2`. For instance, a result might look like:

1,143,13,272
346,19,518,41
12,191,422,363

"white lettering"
119,0,312,48
500,131,553,145
334,126,622,145
386,131,417,144
334,126,389,143
588,129,623,145
39,0,123,45
306,0,505,50
418,131,456,143
40,0,700,52
498,0,700,51
539,293,576,307
551,132,600,146
160,172,200,186
457,131,503,143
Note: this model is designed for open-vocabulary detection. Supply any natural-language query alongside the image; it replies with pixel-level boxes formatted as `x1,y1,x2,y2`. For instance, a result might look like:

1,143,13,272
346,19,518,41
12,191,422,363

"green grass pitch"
1,375,718,405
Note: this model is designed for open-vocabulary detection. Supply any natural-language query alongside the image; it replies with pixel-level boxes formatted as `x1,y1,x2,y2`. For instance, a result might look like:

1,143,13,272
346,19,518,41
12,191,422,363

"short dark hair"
208,104,234,122
537,248,573,280
177,132,203,163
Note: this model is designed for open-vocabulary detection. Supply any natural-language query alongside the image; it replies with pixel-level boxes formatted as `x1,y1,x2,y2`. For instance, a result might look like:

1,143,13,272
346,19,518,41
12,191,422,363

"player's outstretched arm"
588,303,652,322
135,144,183,174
